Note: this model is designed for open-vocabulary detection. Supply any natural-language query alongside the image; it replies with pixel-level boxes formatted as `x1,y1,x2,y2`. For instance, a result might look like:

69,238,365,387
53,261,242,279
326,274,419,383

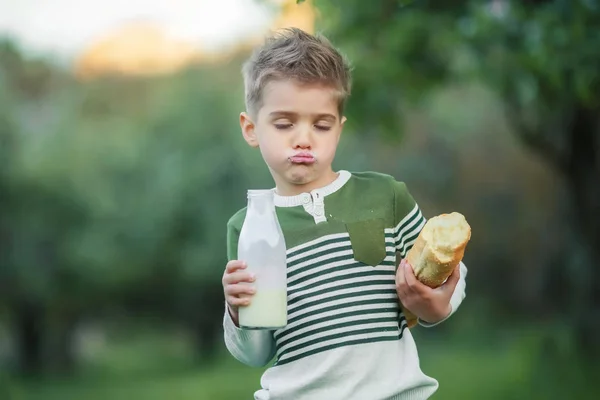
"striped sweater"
223,170,467,400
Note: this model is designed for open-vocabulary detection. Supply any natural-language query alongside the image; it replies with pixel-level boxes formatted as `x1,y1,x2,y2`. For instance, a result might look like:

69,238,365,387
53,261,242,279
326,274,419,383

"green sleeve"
391,180,427,258
226,209,246,261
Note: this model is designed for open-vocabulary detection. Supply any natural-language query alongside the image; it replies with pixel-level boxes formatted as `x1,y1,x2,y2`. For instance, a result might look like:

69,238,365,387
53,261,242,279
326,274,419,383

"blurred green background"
1,0,599,399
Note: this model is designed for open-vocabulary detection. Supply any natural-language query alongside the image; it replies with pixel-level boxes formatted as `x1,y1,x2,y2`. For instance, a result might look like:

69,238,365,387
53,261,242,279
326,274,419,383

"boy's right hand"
222,260,256,326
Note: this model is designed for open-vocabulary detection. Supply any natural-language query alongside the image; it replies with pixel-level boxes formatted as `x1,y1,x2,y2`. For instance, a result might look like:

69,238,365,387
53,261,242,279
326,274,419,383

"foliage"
312,0,600,140
311,0,600,359
0,43,275,372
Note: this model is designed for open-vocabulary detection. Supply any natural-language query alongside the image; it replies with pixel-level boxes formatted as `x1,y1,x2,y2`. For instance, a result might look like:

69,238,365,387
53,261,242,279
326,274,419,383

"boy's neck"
275,170,340,197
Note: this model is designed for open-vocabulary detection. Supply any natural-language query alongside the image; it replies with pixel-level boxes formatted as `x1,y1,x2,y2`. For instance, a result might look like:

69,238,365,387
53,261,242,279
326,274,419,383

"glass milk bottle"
237,189,288,329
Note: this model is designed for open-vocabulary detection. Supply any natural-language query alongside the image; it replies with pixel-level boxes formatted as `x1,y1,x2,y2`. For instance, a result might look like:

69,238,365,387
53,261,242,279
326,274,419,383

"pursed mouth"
289,153,316,164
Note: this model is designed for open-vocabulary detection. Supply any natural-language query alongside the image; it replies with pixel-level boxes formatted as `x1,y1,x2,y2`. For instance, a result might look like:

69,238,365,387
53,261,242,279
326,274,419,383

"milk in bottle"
237,189,288,329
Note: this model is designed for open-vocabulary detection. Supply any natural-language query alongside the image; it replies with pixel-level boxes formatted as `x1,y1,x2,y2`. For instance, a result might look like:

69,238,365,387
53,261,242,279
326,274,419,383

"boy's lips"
289,153,316,164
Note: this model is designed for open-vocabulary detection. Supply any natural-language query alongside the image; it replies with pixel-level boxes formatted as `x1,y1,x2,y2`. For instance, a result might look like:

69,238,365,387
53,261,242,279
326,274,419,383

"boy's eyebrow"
269,111,337,121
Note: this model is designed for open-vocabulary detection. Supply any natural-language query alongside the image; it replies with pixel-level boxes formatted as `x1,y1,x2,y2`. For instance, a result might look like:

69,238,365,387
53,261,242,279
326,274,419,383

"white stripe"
288,284,394,313
288,248,354,277
276,320,399,358
288,244,397,286
288,263,396,292
393,207,423,243
276,311,398,348
394,208,424,245
288,240,351,265
287,232,348,255
286,293,398,323
278,329,400,361
393,203,420,234
288,273,396,303
274,302,398,339
399,320,408,331
288,255,355,287
288,265,396,299
401,234,419,256
399,218,426,255
289,238,395,267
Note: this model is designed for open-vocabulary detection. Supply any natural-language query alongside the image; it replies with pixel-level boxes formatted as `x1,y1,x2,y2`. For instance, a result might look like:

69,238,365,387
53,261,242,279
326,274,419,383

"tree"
309,0,600,360
0,40,267,374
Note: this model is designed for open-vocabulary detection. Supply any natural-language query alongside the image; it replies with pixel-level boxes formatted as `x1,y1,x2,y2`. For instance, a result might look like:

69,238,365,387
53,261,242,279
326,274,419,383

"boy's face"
240,80,346,196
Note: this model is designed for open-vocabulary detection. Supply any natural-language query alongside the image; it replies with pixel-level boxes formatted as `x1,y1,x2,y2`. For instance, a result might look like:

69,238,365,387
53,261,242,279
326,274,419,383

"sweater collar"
273,170,351,208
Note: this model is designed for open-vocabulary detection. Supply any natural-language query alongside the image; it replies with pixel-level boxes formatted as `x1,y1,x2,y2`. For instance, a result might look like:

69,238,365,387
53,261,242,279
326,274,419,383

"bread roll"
401,212,471,328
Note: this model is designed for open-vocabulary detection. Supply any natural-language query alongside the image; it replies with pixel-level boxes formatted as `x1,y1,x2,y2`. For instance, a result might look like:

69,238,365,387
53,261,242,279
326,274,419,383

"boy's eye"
315,125,331,131
275,123,293,130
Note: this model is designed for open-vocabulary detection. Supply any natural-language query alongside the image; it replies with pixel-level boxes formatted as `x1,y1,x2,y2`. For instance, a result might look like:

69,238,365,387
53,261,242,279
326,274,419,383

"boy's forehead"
260,80,340,117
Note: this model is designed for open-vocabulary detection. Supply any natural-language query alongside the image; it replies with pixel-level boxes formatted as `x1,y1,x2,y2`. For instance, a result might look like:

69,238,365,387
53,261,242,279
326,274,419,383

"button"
302,194,311,204
314,208,323,216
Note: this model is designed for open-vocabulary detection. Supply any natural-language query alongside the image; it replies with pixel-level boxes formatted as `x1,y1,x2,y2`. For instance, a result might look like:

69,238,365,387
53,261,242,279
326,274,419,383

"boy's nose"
293,130,311,149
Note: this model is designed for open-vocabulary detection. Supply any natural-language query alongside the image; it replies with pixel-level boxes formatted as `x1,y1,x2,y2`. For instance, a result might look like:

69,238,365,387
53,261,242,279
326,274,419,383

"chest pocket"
345,218,387,267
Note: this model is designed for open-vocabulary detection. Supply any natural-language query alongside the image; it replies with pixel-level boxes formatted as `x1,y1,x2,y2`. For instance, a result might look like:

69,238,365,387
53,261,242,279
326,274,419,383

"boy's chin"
286,171,313,185
279,166,319,186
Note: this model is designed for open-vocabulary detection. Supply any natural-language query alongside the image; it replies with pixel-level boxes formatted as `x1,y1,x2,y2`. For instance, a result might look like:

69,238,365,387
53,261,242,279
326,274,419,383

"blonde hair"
242,27,352,117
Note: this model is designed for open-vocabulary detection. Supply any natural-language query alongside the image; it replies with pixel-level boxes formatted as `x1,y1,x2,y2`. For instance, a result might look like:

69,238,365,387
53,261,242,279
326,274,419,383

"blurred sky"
0,0,274,60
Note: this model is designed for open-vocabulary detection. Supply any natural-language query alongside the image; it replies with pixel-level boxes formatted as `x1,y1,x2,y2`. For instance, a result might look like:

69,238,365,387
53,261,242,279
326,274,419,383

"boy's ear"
240,112,259,148
336,115,347,144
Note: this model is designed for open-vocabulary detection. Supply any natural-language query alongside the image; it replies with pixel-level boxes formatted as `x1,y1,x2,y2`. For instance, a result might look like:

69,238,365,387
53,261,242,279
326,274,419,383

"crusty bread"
401,212,471,328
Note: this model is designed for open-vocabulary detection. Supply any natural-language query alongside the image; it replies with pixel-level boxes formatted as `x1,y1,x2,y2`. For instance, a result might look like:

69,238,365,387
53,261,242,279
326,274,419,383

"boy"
222,27,468,400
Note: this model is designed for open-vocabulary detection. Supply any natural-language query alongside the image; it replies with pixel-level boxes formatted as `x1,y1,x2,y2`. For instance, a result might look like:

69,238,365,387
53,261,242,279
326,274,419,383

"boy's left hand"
395,258,460,324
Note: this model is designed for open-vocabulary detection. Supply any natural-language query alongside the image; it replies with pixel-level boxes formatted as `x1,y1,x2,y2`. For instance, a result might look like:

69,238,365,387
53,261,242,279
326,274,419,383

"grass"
3,324,598,400
7,357,265,400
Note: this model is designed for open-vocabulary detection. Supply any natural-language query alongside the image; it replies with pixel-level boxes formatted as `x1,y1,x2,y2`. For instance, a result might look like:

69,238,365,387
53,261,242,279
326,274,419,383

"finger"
228,296,252,306
225,260,247,274
404,261,429,295
442,264,461,291
225,283,256,297
396,259,408,291
223,271,255,285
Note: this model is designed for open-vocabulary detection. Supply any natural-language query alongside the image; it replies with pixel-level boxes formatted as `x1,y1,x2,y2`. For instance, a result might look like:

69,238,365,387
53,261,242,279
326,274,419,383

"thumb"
442,263,461,291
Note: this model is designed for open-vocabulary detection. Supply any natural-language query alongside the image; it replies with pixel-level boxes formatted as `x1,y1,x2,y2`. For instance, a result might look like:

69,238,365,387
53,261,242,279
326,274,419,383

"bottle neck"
247,190,275,215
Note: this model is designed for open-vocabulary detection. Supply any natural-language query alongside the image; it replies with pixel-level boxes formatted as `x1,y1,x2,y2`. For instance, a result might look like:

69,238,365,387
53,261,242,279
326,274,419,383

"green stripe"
275,335,401,366
396,214,424,249
398,227,422,256
395,214,424,251
273,307,402,340
275,306,398,341
276,316,399,350
394,208,421,237
288,279,395,308
286,297,398,325
287,235,348,259
403,242,416,257
289,259,396,287
275,317,409,366
288,269,395,297
286,289,397,324
277,326,400,364
289,248,397,280
288,244,353,269
288,232,397,268
280,219,348,250
288,254,352,279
